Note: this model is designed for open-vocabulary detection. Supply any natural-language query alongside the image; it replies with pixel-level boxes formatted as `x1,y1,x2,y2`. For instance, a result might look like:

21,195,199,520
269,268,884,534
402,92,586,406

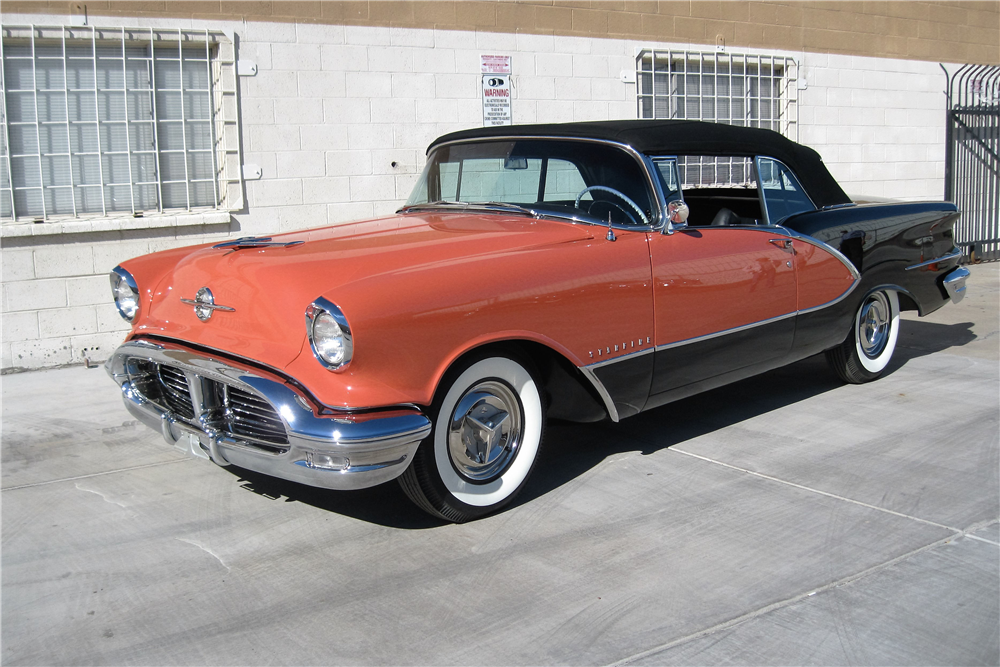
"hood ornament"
213,236,304,250
180,287,235,322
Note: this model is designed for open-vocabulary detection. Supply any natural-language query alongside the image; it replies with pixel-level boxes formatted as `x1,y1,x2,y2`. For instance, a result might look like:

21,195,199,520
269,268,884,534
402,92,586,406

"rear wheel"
399,354,545,522
826,289,900,383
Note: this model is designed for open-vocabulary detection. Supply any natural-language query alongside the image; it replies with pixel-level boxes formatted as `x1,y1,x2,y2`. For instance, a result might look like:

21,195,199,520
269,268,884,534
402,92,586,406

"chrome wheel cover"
858,292,892,359
447,380,523,483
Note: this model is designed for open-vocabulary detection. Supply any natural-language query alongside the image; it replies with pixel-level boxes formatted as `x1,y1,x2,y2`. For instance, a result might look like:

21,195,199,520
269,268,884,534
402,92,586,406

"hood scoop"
213,236,304,250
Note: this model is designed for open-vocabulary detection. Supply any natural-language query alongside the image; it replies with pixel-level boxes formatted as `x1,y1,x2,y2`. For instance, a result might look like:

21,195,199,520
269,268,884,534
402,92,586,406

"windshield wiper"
478,202,541,217
397,200,465,213
398,201,540,218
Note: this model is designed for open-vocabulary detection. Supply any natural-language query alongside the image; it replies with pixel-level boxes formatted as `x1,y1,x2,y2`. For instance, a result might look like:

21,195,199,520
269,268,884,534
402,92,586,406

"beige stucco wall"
6,1,999,65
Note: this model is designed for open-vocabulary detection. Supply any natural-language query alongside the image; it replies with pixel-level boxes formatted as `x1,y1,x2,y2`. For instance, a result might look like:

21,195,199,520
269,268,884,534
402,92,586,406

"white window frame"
636,49,798,140
0,24,242,224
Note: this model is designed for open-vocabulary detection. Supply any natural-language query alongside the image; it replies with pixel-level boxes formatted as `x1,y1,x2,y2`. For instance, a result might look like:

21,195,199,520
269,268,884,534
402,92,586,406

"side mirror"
664,200,690,234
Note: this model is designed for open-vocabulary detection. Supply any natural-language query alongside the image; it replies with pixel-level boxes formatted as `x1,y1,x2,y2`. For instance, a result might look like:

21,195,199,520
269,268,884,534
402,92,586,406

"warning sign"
482,75,512,127
480,54,511,74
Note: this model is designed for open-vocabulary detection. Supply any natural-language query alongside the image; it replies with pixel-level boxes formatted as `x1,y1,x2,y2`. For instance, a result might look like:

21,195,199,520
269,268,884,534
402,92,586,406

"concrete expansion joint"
1,459,190,492
670,447,960,533
604,447,999,667
606,531,971,667
961,519,1000,547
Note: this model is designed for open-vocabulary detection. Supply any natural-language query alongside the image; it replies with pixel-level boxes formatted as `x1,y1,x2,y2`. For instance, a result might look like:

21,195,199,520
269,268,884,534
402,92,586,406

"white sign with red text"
480,54,511,74
482,75,512,126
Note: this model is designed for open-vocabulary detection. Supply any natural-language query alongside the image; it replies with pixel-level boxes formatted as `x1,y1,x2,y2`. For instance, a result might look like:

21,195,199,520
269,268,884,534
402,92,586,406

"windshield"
405,139,657,227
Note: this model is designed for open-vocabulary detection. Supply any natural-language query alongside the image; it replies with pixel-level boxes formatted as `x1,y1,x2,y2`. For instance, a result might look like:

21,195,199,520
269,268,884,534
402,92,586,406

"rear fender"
784,202,961,316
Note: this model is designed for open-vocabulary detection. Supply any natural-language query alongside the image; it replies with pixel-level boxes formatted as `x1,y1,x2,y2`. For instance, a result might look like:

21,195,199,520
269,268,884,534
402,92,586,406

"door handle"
769,238,795,253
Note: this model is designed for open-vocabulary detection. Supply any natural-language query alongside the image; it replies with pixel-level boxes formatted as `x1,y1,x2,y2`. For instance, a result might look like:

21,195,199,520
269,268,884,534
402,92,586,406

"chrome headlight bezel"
305,297,353,372
110,266,140,323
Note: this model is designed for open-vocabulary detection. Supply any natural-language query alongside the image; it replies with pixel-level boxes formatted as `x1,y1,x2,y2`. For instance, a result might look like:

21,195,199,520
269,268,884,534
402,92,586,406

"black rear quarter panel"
785,201,961,316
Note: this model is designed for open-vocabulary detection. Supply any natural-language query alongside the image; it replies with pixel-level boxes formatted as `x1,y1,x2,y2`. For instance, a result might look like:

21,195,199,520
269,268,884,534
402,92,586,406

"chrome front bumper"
105,340,430,490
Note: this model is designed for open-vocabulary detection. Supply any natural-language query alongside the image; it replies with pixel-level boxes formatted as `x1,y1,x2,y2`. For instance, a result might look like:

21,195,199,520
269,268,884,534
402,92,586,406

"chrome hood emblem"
213,236,304,250
180,287,236,322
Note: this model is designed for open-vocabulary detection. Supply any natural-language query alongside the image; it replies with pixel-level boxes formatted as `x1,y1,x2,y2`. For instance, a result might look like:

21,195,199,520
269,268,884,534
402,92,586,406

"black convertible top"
430,120,851,208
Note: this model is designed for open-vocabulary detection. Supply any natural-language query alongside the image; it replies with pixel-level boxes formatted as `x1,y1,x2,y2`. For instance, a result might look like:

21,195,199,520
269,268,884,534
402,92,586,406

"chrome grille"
157,366,196,419
126,359,289,452
220,384,289,447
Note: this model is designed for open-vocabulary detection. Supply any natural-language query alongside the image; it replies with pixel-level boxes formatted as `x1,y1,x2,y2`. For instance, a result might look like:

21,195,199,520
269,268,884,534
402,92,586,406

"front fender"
281,230,655,410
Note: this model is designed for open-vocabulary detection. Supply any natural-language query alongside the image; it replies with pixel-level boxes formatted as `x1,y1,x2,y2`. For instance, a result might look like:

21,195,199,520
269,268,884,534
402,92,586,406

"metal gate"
943,64,1000,262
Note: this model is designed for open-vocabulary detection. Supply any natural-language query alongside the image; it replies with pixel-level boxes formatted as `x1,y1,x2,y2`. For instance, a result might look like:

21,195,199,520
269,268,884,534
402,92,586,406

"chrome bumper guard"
943,266,971,304
105,340,431,490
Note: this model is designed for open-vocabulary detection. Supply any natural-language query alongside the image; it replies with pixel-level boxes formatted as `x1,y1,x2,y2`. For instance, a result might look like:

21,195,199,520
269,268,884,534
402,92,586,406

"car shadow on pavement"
224,465,447,528
219,318,979,529
894,318,978,360
520,317,980,513
519,353,844,509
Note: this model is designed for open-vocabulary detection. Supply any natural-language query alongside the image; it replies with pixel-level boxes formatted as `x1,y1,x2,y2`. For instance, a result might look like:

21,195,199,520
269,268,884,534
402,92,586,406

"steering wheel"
575,185,649,226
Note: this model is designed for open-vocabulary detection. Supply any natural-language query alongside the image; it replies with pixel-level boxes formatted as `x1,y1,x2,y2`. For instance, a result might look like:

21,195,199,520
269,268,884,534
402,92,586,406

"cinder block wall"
2,1,996,371
232,19,638,237
3,217,234,370
799,54,949,200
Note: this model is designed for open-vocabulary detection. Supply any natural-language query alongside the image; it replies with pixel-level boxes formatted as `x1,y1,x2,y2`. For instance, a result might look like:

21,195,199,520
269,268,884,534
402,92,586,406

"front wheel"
825,289,900,383
399,354,545,522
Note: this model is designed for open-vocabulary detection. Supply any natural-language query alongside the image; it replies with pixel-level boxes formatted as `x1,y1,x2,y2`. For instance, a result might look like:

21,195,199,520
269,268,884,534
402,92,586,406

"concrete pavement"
3,264,998,665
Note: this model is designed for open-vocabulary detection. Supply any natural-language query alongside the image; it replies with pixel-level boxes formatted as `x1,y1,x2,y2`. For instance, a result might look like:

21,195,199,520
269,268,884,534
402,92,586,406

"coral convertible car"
106,120,969,522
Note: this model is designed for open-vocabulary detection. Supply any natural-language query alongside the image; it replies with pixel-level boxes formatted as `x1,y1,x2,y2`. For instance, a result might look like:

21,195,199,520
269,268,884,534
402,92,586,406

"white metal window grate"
676,156,756,189
0,24,242,223
636,49,798,139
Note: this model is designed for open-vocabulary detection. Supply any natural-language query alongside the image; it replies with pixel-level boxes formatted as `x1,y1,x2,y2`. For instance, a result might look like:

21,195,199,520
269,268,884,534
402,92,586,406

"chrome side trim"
574,226,862,410
796,280,862,316
588,279,859,360
905,248,964,271
653,311,798,353
943,266,971,303
579,367,620,423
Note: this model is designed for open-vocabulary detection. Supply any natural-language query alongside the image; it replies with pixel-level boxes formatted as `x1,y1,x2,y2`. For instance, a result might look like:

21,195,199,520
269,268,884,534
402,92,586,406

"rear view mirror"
665,199,690,234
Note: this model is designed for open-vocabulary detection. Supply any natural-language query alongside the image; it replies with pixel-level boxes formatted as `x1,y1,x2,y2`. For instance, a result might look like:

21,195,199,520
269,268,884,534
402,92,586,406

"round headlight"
110,267,139,323
306,298,353,371
312,311,346,365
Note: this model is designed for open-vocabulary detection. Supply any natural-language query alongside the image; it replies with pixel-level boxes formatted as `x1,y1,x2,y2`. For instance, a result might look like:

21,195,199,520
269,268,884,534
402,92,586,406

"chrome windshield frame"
414,135,668,233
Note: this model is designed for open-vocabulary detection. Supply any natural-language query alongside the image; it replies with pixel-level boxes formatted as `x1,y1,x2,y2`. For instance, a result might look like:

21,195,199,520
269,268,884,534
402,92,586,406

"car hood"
127,212,599,369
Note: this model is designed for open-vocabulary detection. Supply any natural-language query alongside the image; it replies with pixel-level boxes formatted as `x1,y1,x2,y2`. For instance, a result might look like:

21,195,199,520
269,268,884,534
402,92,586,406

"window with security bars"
637,50,797,189
676,155,756,189
0,25,242,223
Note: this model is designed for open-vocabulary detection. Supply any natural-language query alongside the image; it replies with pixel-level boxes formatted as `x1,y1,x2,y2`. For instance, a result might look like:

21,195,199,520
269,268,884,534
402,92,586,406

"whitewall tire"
826,289,900,383
399,353,545,522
